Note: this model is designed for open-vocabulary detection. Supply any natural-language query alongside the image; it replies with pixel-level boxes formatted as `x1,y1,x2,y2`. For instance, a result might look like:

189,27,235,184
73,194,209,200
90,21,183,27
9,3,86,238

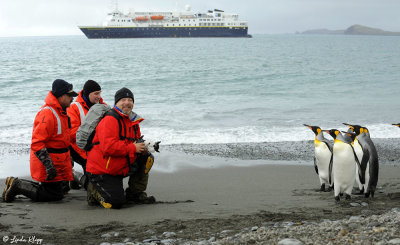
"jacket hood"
44,91,62,111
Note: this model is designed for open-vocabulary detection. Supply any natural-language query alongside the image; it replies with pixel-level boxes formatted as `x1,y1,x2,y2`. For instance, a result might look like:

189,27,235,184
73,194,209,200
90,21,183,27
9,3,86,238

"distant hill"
300,25,400,36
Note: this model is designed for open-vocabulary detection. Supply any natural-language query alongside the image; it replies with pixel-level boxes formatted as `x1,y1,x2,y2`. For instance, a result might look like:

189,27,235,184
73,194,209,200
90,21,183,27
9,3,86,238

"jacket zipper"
106,156,111,169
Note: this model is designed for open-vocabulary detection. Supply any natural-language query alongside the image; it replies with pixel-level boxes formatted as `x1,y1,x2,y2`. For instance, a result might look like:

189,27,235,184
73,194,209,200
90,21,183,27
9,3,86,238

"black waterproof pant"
88,174,125,208
35,181,64,202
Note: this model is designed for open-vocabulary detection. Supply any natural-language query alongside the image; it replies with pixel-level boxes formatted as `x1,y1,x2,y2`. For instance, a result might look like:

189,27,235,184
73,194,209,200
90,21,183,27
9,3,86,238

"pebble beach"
1,140,400,245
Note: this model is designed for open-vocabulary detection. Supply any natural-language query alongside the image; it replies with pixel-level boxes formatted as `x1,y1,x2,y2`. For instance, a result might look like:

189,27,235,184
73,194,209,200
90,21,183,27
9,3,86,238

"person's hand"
134,142,146,153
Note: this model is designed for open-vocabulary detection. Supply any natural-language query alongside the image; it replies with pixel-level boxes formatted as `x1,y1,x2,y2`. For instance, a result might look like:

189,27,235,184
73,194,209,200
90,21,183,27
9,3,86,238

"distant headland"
299,24,400,36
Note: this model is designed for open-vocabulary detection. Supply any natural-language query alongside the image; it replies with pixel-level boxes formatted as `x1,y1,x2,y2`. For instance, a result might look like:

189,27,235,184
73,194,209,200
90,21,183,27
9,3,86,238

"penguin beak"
392,124,400,128
303,124,312,130
342,123,354,129
341,131,353,136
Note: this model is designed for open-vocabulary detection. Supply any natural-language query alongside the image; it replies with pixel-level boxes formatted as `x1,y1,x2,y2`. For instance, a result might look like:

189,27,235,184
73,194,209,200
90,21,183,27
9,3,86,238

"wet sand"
1,162,400,244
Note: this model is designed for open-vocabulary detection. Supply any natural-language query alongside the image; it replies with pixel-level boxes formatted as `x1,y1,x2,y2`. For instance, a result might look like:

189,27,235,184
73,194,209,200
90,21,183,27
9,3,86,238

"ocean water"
1,34,400,176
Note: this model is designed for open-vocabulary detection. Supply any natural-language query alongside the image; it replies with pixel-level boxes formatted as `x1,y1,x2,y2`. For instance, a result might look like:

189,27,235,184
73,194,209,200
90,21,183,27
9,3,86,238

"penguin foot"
339,193,344,197
364,192,371,198
318,184,325,192
345,194,351,200
353,189,364,195
335,196,340,203
326,186,333,192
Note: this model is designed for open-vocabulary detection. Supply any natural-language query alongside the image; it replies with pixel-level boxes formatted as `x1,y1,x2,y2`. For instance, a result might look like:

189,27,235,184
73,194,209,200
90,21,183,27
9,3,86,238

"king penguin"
324,129,362,202
344,124,379,198
304,124,333,191
343,123,367,194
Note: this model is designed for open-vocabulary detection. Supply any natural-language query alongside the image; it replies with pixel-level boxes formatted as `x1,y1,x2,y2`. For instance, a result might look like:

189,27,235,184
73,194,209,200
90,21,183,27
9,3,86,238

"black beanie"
115,87,134,104
51,79,78,98
83,80,101,99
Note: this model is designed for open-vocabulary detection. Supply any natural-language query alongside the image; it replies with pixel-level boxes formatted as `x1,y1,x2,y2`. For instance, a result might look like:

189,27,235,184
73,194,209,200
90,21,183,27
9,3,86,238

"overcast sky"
1,0,400,37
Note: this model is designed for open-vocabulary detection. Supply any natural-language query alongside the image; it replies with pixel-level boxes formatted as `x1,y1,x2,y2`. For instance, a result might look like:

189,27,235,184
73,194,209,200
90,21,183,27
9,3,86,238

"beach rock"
101,233,112,238
143,238,161,243
145,229,156,234
162,232,176,238
388,238,400,244
99,243,111,245
251,226,258,231
361,202,369,206
160,239,175,244
282,221,295,227
350,202,361,207
208,237,216,242
277,238,304,245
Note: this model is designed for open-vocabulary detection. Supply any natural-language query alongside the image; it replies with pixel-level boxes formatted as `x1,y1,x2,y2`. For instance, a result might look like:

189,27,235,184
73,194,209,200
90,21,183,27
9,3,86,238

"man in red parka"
67,80,104,189
3,79,78,202
86,87,155,209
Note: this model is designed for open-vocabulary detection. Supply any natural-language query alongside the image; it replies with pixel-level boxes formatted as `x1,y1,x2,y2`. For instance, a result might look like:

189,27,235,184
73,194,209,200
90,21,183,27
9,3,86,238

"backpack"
76,104,127,151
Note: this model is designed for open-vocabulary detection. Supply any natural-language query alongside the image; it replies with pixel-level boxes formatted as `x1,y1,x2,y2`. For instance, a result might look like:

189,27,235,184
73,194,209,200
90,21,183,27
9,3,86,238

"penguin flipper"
322,140,333,152
314,157,319,175
352,146,365,184
360,146,370,178
328,153,333,186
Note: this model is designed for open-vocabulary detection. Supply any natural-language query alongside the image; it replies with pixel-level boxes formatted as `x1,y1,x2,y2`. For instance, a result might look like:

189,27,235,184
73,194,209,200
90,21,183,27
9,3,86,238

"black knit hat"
115,87,134,104
83,80,101,99
51,79,78,98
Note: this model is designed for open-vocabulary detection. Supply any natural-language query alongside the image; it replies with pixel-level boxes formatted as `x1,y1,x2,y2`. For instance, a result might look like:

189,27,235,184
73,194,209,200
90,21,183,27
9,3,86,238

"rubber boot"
125,173,155,204
87,182,112,209
126,191,156,204
3,177,39,202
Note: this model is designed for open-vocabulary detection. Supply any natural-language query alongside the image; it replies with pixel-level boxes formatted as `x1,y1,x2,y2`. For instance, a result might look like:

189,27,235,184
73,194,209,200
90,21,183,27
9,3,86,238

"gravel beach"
0,140,399,245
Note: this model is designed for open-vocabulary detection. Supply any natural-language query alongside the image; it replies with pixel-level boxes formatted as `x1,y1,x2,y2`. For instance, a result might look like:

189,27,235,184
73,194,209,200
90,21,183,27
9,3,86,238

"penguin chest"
314,142,331,168
353,142,363,163
333,142,356,182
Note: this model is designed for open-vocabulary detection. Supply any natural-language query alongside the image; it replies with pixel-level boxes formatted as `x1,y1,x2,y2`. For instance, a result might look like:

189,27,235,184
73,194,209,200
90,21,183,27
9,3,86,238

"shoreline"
2,137,400,163
1,163,399,244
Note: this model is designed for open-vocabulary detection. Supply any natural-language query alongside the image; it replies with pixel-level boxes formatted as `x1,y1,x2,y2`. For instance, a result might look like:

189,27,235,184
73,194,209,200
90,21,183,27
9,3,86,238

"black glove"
35,148,57,180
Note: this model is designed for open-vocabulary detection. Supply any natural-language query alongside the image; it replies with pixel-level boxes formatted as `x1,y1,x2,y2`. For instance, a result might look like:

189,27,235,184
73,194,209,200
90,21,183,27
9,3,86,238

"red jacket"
30,91,73,182
67,90,105,160
86,107,143,176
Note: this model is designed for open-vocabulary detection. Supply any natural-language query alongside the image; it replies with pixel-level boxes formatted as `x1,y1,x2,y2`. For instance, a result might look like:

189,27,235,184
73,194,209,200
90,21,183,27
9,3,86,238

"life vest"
86,107,144,176
30,91,73,182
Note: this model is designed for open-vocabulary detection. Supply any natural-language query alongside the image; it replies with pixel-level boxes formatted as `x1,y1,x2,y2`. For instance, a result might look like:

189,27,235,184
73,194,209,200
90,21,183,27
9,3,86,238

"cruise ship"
78,5,250,38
